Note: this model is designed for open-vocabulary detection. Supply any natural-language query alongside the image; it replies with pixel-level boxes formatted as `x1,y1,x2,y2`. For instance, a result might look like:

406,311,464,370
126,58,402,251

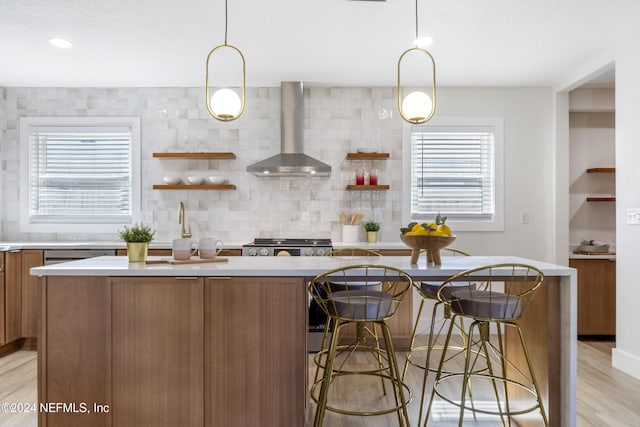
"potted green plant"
363,220,381,243
119,223,155,262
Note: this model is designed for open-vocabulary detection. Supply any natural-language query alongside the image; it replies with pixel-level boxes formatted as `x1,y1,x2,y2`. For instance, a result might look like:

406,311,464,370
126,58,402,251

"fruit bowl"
399,234,456,264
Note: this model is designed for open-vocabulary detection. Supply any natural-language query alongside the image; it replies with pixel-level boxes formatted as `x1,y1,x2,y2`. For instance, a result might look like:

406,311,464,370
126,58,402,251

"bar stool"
308,264,412,427
311,248,382,388
426,263,549,426
402,248,471,426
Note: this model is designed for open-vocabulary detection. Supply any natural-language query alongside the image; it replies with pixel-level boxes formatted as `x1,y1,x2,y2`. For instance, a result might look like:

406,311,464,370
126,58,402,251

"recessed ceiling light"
413,36,434,48
49,38,73,49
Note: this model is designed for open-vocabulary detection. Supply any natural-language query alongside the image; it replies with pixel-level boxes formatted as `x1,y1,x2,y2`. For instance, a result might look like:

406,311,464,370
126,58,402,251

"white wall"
553,37,640,380
612,45,640,379
434,88,556,261
0,86,556,262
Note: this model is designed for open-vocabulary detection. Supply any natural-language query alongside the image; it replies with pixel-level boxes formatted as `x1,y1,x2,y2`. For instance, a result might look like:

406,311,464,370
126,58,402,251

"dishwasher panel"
43,249,117,265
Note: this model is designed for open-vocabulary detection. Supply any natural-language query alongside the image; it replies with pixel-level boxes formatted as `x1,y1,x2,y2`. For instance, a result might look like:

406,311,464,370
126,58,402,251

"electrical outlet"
627,209,640,225
519,211,529,224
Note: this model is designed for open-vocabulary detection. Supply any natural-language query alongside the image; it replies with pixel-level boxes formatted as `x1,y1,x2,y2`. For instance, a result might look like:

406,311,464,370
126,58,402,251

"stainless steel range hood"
247,81,331,177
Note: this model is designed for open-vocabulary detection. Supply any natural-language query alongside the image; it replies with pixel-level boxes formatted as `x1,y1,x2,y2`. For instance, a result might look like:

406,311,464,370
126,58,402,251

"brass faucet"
178,201,192,238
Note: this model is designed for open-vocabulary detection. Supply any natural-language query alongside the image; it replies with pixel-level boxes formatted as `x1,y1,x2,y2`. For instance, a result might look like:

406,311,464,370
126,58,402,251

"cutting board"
146,257,228,265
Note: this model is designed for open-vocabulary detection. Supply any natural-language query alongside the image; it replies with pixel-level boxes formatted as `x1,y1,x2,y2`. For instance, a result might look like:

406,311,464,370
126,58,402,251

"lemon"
405,231,417,236
437,224,451,236
414,228,430,235
411,223,424,232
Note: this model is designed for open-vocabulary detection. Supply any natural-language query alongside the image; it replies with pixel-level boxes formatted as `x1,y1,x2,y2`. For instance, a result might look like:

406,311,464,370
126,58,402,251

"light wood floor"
0,339,638,426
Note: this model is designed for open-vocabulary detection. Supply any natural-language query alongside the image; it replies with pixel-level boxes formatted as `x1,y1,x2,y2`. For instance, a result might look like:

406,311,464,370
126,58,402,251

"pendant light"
397,0,436,124
205,0,246,121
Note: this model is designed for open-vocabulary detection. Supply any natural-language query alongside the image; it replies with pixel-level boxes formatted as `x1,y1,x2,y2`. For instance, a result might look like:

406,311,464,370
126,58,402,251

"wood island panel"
506,277,561,427
40,276,111,427
111,277,204,427
205,277,306,427
34,256,575,427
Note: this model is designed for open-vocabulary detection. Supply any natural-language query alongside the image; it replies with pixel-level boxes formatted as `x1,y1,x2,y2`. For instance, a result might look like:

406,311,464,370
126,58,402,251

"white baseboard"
612,347,640,380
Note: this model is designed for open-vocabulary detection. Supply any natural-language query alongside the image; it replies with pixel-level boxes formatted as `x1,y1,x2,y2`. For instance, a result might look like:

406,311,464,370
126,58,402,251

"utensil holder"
342,225,359,243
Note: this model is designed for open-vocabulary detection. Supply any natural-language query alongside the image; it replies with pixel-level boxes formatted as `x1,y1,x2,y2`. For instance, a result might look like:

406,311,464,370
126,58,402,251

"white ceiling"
0,0,634,88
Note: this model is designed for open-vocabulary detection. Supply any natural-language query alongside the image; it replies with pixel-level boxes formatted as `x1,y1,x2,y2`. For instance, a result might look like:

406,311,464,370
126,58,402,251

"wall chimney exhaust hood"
246,81,331,177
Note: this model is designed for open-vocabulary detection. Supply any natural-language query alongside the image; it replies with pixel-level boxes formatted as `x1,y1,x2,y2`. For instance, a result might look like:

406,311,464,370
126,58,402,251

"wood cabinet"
3,251,22,344
111,277,205,427
0,249,43,348
205,277,306,427
40,275,306,427
0,253,4,345
21,249,44,338
569,258,616,335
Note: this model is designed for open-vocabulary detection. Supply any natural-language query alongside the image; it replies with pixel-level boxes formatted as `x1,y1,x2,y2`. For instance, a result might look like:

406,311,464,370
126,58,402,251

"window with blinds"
403,118,503,231
20,117,141,232
410,127,494,220
28,127,133,223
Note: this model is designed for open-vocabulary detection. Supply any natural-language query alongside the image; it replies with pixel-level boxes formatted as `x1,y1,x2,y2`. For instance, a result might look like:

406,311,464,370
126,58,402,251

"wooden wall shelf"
346,185,390,191
586,167,615,173
346,152,390,160
153,152,236,159
153,184,236,190
586,197,615,202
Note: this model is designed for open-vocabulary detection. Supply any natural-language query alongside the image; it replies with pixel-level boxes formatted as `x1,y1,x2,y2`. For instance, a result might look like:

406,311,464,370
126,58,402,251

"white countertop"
568,252,616,260
2,240,408,251
0,241,247,251
31,255,575,279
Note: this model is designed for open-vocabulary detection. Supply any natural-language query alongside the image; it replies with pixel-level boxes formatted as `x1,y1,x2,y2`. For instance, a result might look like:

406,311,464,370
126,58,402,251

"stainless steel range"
242,238,333,352
241,238,332,257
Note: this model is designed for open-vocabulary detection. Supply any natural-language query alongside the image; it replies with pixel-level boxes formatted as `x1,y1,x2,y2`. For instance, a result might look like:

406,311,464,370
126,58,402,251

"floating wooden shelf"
153,184,236,190
345,185,390,191
586,197,615,202
346,152,390,160
586,167,615,173
153,152,236,159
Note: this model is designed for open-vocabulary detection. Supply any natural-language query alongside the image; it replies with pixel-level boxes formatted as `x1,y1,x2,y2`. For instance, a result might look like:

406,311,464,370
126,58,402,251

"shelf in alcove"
153,184,236,190
346,152,390,160
586,197,615,202
345,185,390,191
586,167,615,173
152,152,236,159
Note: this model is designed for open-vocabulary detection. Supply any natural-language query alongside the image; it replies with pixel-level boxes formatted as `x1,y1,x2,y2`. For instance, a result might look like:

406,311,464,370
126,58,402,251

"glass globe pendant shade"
210,88,242,120
401,91,433,123
205,44,246,122
397,47,436,124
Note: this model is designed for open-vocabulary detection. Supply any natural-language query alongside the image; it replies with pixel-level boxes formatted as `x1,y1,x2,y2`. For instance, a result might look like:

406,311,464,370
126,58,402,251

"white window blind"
28,126,133,224
410,127,495,220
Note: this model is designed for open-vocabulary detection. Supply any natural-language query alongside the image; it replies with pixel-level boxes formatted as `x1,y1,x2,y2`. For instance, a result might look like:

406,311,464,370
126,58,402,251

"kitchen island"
31,255,576,427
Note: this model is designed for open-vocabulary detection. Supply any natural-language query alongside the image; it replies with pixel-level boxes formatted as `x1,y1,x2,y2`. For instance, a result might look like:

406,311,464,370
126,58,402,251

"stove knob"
304,248,314,256
316,248,326,256
248,248,258,256
259,248,270,256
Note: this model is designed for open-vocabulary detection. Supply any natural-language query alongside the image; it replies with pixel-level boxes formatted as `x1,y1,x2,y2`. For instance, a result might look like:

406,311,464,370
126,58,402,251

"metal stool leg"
380,321,411,427
313,318,342,427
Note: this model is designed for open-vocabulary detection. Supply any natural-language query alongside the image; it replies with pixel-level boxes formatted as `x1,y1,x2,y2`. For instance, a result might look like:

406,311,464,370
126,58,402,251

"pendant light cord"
224,0,229,45
414,0,419,42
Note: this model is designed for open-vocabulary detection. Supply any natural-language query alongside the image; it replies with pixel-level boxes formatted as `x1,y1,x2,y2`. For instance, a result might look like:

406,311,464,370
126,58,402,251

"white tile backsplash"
0,86,403,243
